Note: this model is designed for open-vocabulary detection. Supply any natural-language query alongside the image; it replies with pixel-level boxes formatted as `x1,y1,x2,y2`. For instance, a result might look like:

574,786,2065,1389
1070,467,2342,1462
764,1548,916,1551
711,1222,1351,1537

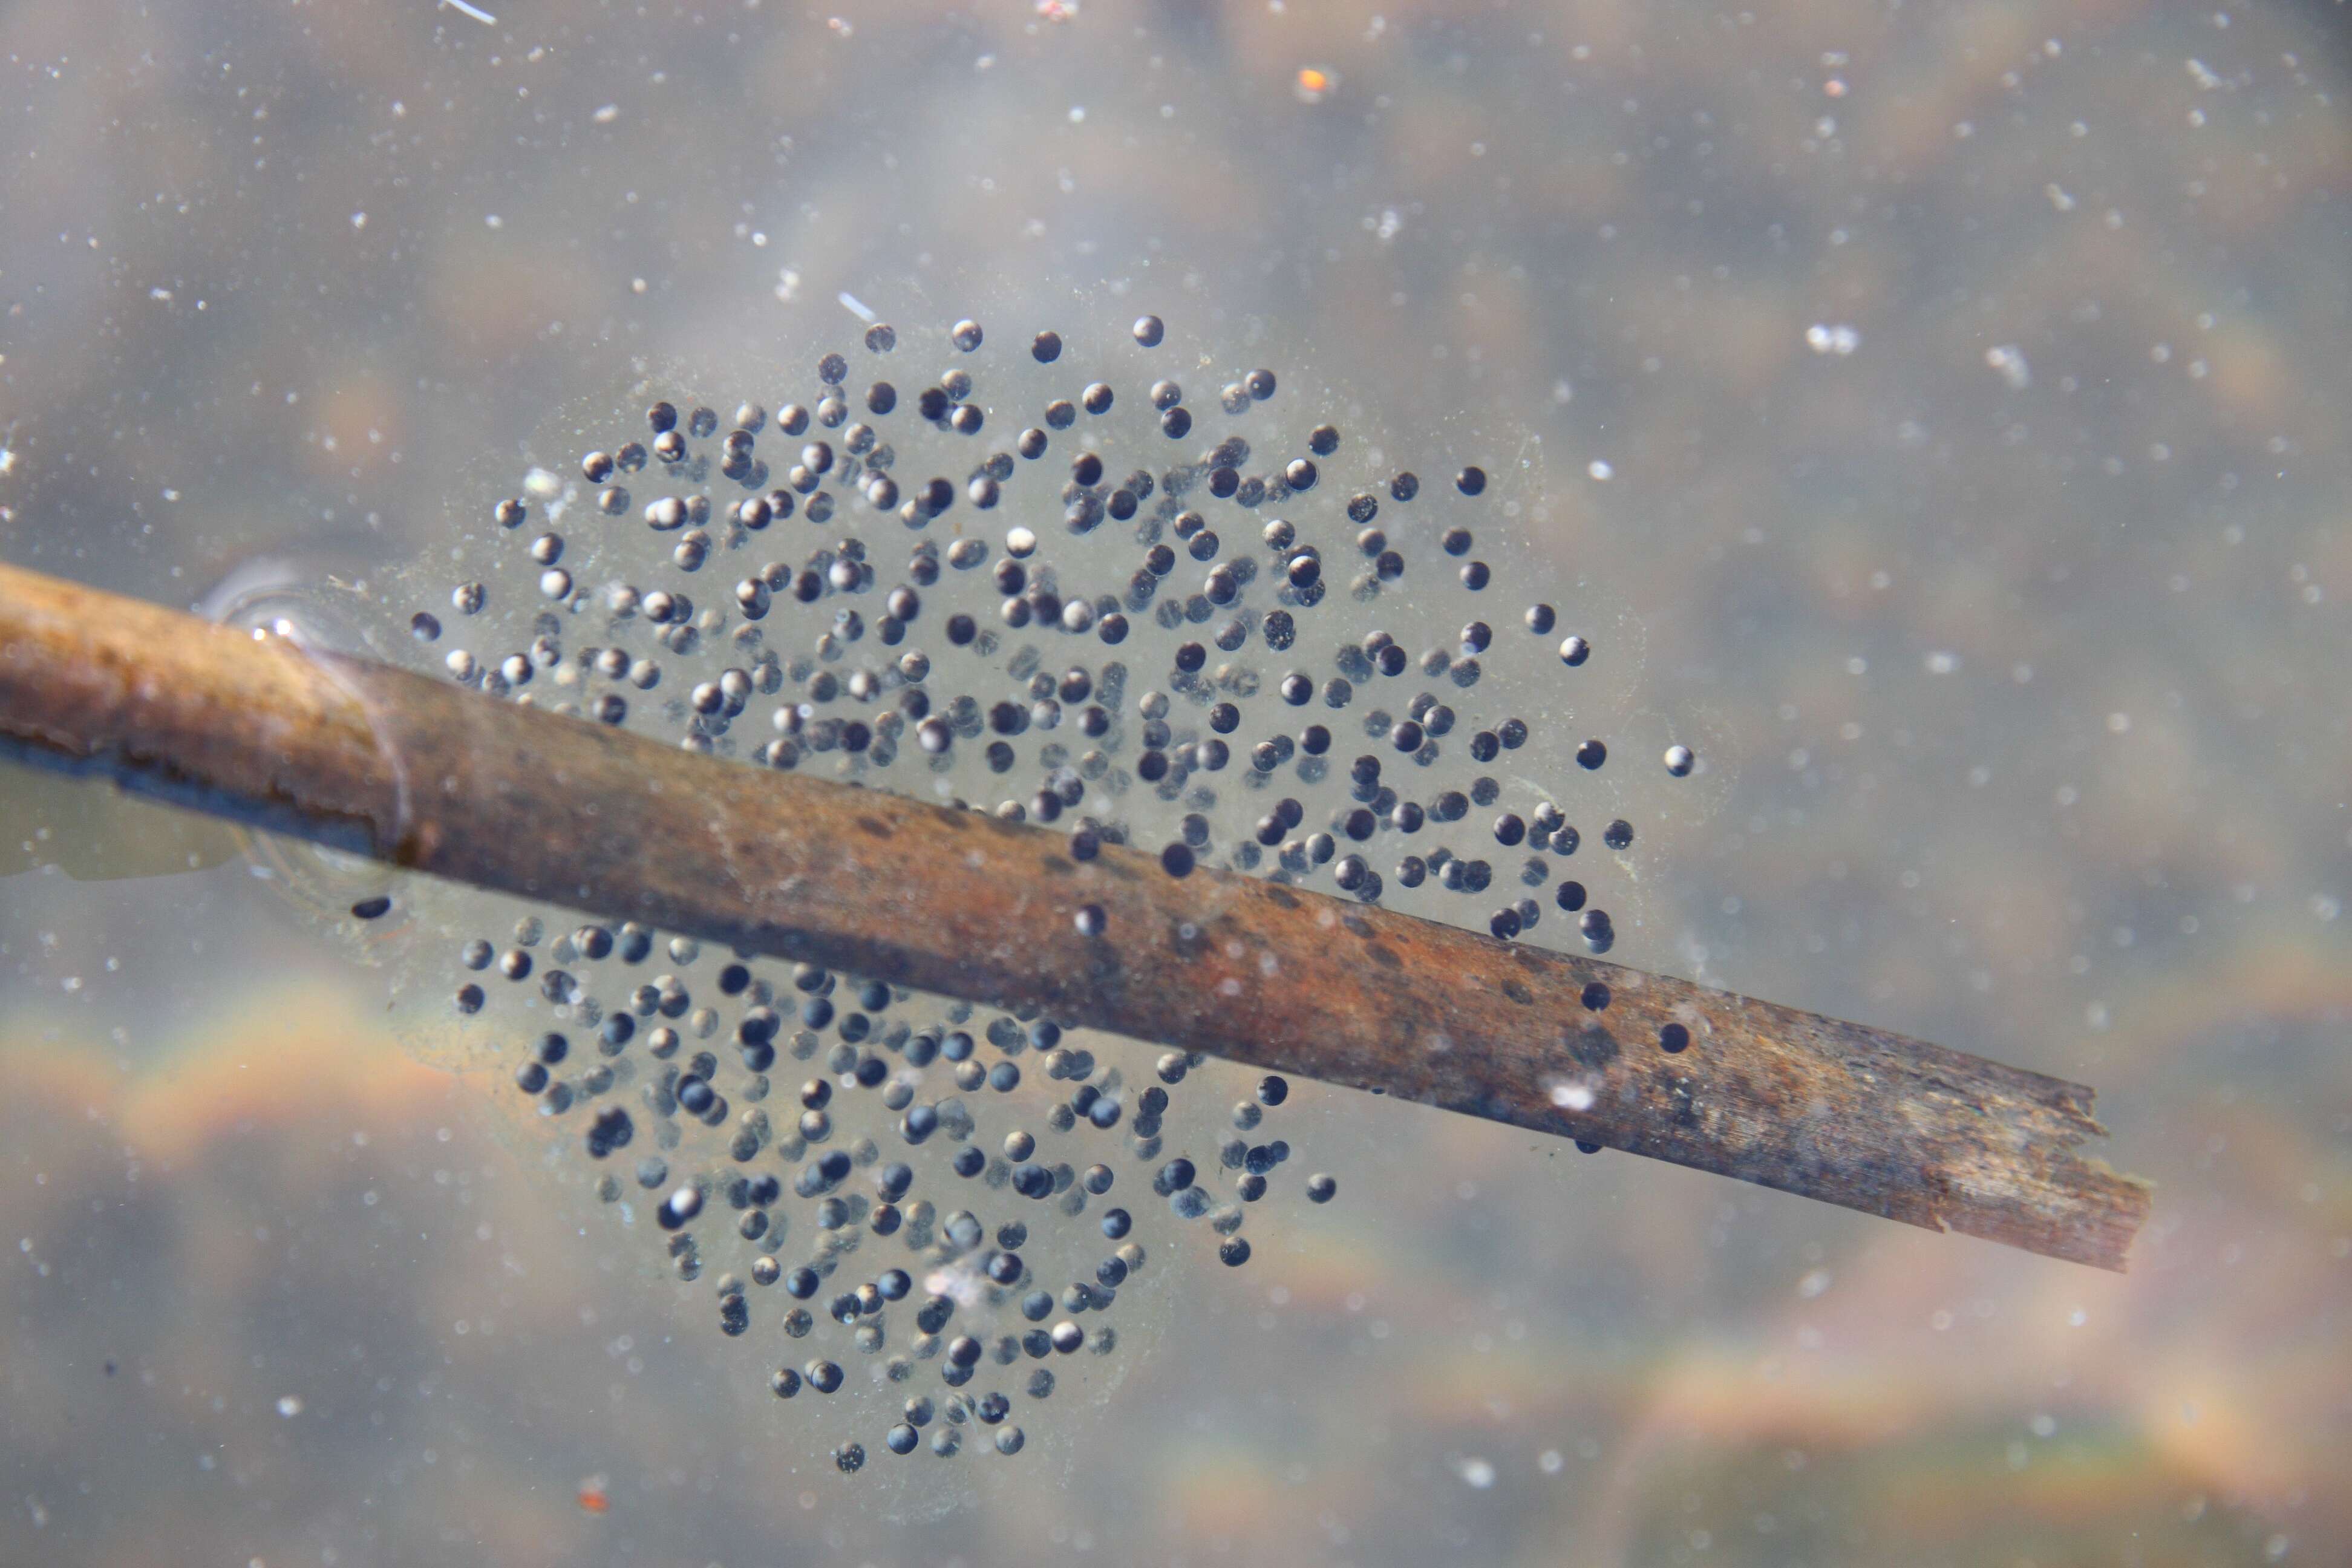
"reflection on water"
2,0,2348,1563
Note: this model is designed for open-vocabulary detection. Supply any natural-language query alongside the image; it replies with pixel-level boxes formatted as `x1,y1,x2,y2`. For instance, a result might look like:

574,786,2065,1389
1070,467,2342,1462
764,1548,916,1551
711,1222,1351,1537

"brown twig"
0,560,2151,1269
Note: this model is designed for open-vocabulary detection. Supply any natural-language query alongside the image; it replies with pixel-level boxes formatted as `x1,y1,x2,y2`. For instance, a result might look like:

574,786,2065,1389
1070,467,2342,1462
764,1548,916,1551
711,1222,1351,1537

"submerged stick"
0,561,2149,1268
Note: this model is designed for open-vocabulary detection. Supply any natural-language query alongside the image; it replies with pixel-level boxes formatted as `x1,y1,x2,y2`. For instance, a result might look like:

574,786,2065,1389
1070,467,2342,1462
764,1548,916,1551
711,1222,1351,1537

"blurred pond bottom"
0,965,2341,1567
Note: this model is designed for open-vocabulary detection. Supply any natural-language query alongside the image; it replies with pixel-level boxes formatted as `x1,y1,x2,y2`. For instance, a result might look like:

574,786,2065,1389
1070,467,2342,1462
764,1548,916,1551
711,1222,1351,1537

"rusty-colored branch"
0,561,2150,1269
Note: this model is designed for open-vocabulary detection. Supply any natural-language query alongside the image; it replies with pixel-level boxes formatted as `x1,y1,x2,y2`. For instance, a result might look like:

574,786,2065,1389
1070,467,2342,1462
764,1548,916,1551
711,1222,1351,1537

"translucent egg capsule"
396,312,1668,1472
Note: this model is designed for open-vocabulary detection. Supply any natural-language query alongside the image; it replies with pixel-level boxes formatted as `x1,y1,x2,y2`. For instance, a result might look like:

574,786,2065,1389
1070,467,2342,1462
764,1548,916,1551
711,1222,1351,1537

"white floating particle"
1547,1080,1595,1112
1586,459,1613,481
837,292,876,323
592,104,620,125
1985,345,2030,390
350,211,367,230
441,0,496,22
276,1395,303,1417
1925,651,1959,675
1455,1457,1497,1489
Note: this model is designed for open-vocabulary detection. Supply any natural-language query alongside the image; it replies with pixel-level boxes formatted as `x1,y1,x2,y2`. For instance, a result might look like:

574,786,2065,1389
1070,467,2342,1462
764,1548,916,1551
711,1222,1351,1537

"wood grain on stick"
0,560,2151,1268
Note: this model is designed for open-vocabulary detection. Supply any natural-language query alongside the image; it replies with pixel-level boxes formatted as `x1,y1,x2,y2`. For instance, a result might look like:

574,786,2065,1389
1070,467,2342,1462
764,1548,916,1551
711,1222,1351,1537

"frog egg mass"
397,315,1691,1469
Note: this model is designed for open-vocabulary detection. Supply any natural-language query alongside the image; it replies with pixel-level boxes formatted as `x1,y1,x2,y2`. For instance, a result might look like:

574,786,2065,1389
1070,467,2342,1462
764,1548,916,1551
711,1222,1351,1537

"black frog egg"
1579,908,1615,953
657,1184,703,1230
424,311,1661,1470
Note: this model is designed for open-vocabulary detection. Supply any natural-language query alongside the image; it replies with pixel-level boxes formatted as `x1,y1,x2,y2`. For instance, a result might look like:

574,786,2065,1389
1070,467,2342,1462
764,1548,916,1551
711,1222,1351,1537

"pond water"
2,4,2345,1565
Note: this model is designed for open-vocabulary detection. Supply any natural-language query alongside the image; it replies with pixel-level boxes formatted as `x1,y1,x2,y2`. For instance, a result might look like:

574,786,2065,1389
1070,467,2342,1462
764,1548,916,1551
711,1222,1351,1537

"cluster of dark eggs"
404,313,1689,1471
